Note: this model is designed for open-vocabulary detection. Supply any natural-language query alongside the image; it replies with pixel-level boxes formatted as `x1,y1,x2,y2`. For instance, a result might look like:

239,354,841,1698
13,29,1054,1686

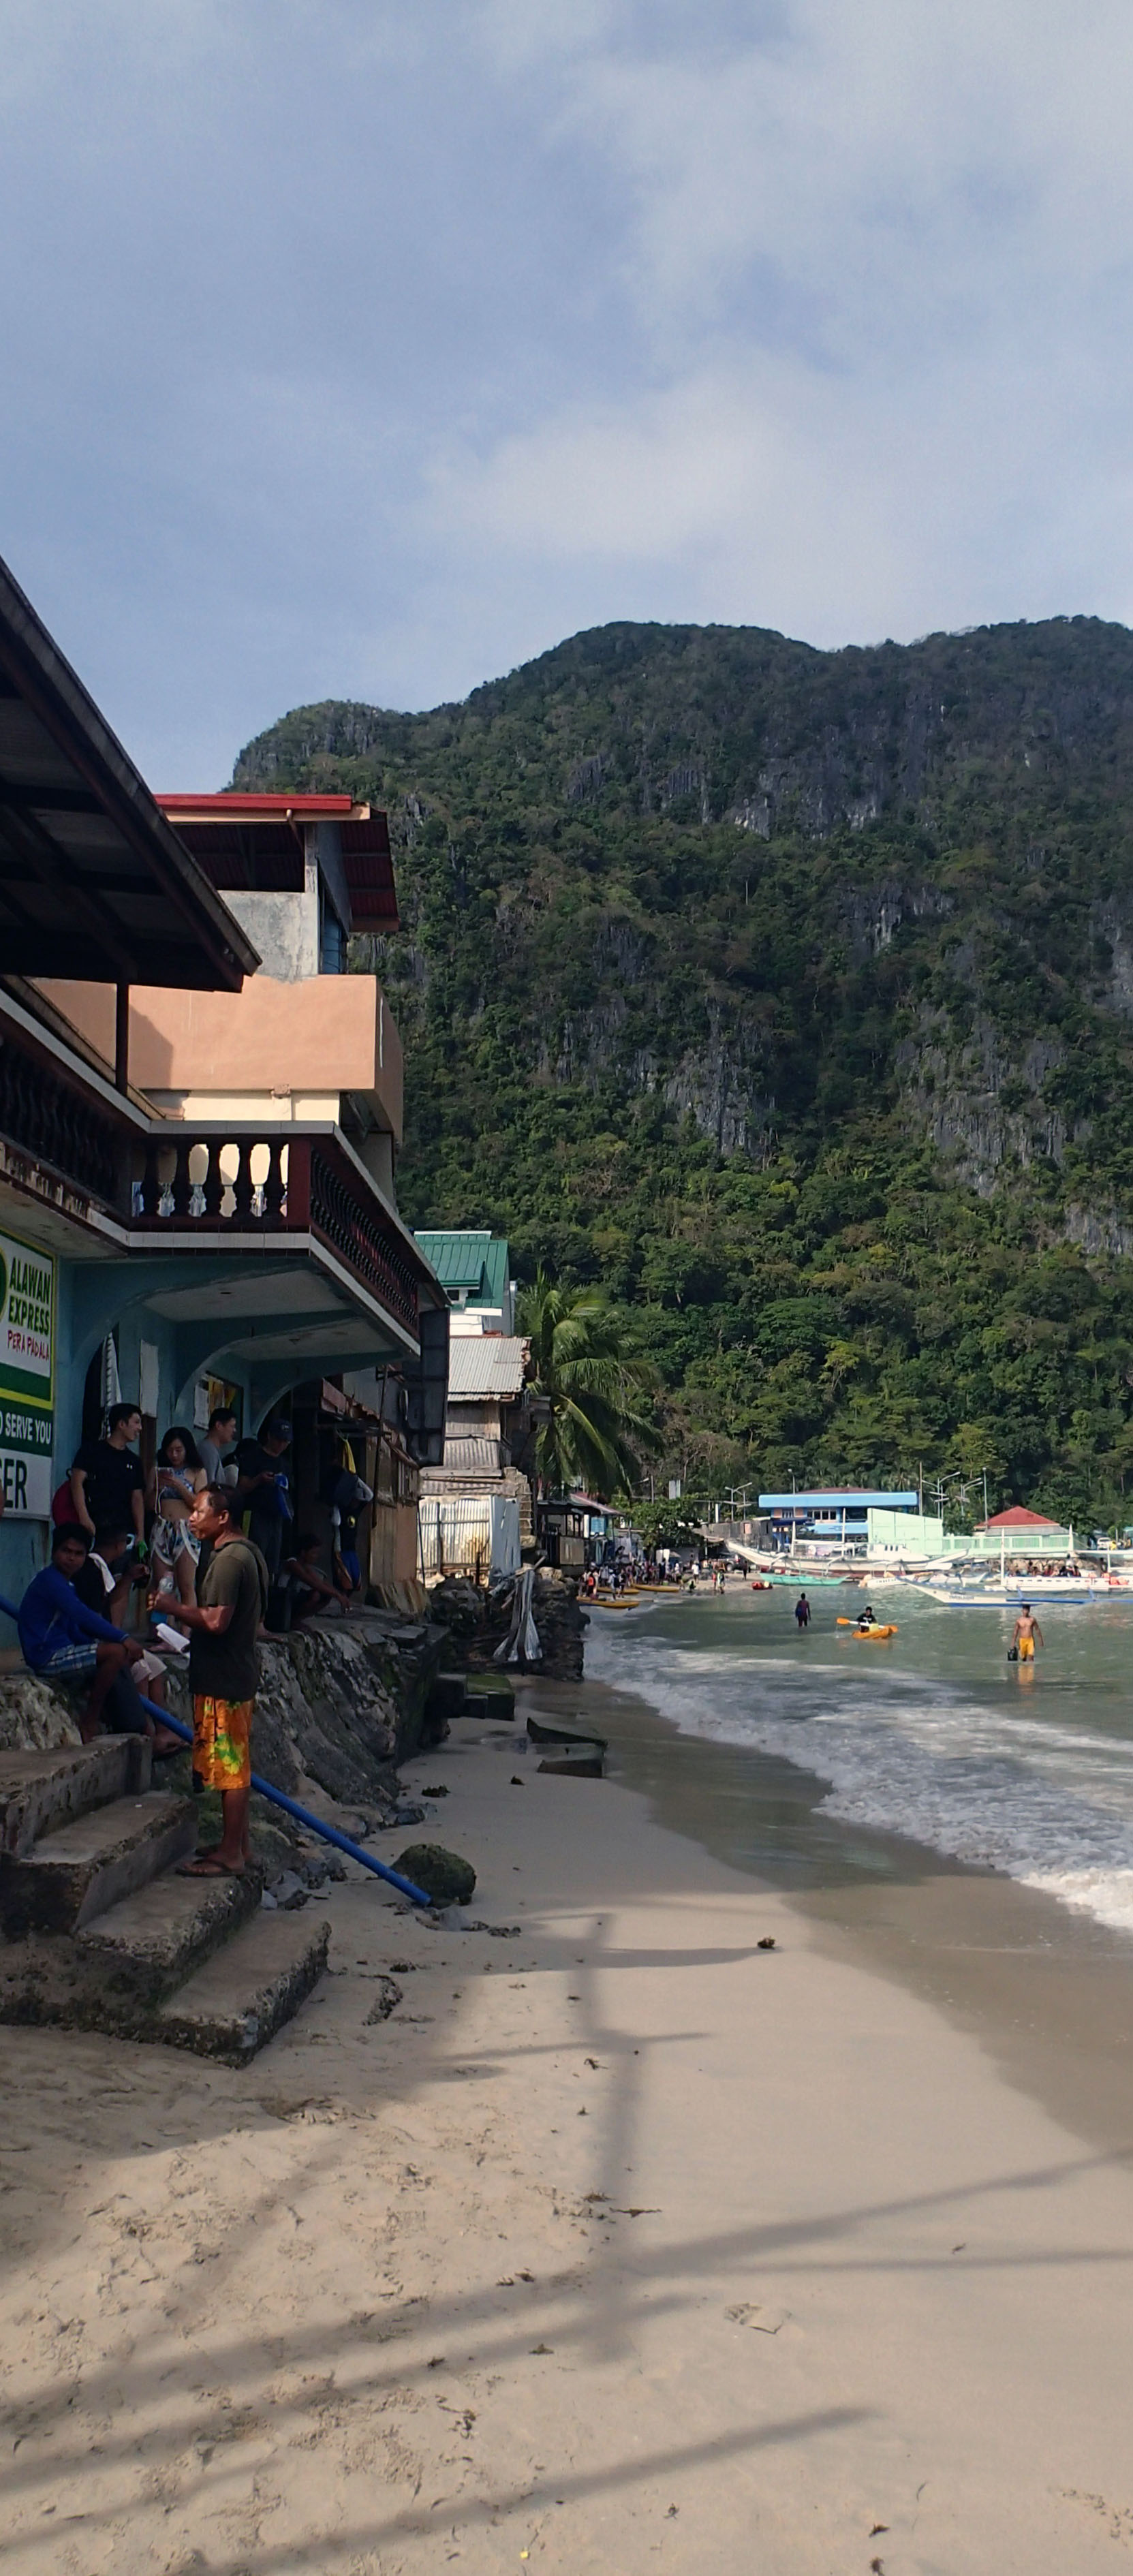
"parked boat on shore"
920,1579,1107,1607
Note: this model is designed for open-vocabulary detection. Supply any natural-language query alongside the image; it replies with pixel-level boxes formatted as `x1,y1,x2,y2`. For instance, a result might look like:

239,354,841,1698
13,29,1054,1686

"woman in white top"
150,1425,207,1607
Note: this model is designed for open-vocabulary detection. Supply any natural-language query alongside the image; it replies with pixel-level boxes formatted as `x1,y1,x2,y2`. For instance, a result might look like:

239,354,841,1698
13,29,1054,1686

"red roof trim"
977,1506,1064,1530
157,793,354,815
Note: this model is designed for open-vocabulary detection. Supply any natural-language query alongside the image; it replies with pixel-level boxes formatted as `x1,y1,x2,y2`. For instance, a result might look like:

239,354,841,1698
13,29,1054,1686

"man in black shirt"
69,1404,146,1549
157,1485,269,1875
233,1416,292,1579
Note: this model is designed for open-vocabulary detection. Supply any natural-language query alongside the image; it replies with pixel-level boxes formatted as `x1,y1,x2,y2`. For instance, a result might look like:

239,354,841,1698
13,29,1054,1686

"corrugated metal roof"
441,1437,506,1473
447,1335,527,1398
414,1229,492,1290
414,1230,510,1307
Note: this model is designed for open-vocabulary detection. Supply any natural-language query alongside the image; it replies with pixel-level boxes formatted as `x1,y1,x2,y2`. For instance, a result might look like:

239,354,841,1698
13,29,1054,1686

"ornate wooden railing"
0,1029,132,1217
129,1127,421,1337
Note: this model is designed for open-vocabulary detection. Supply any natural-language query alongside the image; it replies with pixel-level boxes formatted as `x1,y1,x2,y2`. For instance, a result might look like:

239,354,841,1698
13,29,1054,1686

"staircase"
0,1739,329,2064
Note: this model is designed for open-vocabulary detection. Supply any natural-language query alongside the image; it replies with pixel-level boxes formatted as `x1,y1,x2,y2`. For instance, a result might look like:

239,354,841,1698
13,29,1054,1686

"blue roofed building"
758,1489,925,1556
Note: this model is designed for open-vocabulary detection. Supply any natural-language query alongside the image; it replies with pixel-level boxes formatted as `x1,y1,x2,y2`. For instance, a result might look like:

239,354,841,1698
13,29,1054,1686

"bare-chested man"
1012,1604,1044,1665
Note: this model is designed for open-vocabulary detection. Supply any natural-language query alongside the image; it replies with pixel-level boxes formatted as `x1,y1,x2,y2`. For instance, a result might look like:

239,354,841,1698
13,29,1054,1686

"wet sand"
2,1684,1133,2571
580,1668,1133,2154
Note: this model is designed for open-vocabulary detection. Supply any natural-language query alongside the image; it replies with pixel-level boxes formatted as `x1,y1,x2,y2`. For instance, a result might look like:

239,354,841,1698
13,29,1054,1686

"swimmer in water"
1012,1603,1044,1666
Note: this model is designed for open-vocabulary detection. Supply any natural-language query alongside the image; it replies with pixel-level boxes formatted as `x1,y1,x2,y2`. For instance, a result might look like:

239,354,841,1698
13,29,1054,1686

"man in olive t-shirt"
155,1483,268,1875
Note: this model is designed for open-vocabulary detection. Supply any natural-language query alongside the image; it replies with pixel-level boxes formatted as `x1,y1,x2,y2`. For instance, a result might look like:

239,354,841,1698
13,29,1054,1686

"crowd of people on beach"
12,1401,370,1879
579,1555,739,1598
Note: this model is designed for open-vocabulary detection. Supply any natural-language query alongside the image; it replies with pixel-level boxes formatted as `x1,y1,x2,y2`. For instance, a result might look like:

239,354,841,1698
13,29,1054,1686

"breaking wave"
585,1606,1133,1935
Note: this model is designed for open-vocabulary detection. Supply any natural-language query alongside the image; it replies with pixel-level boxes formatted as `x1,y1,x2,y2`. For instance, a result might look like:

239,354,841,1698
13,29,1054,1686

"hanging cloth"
100,1333,121,1428
494,1564,542,1666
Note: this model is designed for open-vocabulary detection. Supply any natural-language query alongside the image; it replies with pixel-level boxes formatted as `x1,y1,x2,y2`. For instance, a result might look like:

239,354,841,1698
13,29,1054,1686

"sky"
3,0,1132,782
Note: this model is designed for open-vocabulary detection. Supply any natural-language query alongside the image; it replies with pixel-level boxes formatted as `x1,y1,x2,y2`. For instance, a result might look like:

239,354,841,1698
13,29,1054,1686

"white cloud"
2,0,1132,772
426,0,1133,641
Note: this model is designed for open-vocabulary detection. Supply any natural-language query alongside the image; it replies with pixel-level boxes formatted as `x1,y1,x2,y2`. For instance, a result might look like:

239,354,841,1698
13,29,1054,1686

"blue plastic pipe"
0,1593,431,1908
136,1695,433,1906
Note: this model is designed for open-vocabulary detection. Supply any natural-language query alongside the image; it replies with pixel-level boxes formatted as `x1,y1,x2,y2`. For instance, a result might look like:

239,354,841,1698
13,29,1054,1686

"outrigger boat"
753,1570,854,1589
921,1582,1102,1607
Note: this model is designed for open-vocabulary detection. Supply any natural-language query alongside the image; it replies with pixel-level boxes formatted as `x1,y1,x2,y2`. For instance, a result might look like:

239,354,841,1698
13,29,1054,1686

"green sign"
0,1229,55,1518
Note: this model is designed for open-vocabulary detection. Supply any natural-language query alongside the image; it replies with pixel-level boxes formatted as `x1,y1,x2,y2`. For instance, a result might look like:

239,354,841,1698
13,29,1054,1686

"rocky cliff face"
229,616,1133,1516
232,614,1133,1202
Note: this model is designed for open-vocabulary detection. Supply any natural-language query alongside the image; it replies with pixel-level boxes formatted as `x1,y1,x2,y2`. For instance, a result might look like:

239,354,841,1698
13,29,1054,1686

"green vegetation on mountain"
233,615,1133,1525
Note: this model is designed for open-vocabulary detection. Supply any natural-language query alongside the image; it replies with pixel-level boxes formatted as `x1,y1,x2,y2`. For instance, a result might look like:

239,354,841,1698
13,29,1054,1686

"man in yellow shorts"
1012,1604,1044,1666
155,1482,268,1875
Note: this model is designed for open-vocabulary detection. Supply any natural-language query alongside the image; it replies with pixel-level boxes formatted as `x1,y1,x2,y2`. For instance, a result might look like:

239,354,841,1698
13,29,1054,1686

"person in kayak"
1012,1604,1044,1664
795,1592,811,1628
857,1604,878,1631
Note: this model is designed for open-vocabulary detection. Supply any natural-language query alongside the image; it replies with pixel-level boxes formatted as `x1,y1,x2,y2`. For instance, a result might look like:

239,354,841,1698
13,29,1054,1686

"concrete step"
430,1670,469,1722
154,1908,330,2064
0,1739,151,1858
74,1865,262,2004
0,1791,197,1936
465,1673,515,1719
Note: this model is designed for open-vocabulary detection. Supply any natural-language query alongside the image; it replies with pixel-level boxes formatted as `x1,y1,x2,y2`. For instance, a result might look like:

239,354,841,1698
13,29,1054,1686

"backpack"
51,1477,81,1527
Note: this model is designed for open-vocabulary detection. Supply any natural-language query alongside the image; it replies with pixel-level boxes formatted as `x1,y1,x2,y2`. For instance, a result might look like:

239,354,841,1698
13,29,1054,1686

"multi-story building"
412,1230,535,1579
413,1230,516,1337
758,1488,923,1555
0,552,444,1626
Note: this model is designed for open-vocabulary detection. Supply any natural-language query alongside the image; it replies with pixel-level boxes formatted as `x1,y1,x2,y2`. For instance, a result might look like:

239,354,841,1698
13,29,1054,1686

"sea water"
585,1588,1133,1934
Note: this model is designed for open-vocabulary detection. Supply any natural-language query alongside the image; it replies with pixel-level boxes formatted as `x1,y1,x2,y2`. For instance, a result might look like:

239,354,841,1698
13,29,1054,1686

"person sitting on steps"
283,1532,352,1624
18,1527,177,1750
74,1526,183,1730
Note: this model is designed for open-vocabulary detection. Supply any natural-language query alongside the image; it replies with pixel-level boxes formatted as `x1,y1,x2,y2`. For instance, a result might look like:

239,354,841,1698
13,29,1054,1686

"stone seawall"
0,1610,444,1830
426,1569,588,1681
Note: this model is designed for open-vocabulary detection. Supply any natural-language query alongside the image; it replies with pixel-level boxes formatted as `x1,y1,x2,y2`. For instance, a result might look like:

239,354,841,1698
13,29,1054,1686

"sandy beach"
4,1679,1133,2575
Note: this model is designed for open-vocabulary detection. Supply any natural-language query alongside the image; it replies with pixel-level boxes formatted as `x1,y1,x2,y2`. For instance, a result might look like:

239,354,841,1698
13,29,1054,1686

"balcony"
129,1124,424,1343
0,987,138,1242
35,969,404,1145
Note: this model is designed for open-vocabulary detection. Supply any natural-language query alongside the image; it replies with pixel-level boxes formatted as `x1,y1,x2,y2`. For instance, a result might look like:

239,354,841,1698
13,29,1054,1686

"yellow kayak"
837,1617,899,1640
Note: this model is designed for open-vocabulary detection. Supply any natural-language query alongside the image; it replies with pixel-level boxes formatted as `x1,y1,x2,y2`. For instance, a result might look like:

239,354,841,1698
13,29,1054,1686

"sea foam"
585,1616,1133,1936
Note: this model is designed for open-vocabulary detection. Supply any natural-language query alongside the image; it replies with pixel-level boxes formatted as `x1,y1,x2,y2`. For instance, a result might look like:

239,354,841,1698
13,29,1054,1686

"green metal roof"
413,1230,510,1307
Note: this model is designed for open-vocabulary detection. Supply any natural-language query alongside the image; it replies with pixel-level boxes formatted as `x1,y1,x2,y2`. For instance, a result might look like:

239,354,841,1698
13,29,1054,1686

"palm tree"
517,1269,656,1499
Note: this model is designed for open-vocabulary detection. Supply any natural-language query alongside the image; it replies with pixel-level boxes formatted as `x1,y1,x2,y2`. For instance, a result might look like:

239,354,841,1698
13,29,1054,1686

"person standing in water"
795,1592,811,1628
1012,1604,1044,1667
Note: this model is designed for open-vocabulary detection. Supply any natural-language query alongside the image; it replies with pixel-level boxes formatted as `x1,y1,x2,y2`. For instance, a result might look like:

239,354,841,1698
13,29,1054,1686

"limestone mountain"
232,617,1133,1520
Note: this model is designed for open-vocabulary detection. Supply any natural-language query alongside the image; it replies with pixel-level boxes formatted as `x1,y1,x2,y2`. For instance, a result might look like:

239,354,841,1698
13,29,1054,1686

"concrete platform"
155,1909,330,2063
75,1864,262,2003
0,1739,151,1857
0,1791,198,1936
465,1673,515,1719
